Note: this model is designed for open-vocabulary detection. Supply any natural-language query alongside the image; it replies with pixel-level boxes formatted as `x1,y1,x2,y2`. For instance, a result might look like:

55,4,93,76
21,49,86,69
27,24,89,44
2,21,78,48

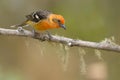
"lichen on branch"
0,27,120,52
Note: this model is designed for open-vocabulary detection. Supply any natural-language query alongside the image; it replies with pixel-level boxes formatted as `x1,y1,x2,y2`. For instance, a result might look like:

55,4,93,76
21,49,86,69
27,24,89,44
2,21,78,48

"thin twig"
0,27,120,53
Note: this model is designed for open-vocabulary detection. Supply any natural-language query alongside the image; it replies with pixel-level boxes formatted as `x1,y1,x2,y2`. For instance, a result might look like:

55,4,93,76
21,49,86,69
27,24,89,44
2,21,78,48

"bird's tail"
10,20,28,28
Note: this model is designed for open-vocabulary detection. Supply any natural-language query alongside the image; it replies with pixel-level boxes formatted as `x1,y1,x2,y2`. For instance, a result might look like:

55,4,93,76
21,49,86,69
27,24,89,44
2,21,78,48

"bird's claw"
32,30,52,41
46,31,52,40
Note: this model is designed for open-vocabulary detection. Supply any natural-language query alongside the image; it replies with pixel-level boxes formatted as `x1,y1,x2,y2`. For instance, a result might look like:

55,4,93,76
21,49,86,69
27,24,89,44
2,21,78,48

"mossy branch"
0,27,120,52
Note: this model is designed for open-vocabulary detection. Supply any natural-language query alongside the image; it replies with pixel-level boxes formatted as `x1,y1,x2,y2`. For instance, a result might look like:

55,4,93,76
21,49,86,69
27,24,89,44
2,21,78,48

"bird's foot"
46,31,52,40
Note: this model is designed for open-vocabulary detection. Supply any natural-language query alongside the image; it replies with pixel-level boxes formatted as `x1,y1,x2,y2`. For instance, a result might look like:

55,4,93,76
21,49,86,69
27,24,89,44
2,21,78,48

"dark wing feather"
26,10,52,22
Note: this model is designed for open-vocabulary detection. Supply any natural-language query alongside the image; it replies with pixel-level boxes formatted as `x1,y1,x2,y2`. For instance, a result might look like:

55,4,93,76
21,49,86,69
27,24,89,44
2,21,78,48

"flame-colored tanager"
19,10,66,31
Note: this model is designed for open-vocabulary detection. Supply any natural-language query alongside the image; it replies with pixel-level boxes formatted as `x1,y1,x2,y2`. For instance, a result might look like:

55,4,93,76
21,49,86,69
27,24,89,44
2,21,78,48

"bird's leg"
32,30,52,41
32,29,39,37
32,29,35,35
46,31,52,40
32,30,46,41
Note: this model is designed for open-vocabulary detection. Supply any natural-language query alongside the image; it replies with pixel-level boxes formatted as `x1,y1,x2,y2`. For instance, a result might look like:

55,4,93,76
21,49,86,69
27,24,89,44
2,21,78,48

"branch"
0,27,120,53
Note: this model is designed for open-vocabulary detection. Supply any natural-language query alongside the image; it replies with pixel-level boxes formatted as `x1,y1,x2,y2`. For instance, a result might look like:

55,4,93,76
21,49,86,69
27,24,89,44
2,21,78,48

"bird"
18,10,66,32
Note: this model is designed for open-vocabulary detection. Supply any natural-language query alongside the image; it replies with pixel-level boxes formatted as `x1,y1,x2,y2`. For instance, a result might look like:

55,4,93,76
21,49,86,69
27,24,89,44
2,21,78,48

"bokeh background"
0,0,120,80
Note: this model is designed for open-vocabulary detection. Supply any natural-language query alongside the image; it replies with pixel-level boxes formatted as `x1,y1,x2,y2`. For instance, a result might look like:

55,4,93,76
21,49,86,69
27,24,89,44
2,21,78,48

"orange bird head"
49,14,66,30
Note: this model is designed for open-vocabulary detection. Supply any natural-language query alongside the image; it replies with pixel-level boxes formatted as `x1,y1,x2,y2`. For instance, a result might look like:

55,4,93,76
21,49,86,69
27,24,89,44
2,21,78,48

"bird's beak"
60,24,66,30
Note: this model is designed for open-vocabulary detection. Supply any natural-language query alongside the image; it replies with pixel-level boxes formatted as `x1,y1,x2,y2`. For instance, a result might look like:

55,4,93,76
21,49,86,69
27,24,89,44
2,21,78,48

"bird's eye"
52,19,61,23
57,19,61,22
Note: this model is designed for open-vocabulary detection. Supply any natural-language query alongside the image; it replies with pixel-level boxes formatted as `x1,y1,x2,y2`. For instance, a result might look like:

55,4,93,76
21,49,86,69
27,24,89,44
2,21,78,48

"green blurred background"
0,0,120,80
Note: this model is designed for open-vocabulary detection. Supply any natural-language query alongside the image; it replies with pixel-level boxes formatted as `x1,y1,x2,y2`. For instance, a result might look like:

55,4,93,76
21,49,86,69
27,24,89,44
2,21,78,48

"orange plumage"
24,10,66,31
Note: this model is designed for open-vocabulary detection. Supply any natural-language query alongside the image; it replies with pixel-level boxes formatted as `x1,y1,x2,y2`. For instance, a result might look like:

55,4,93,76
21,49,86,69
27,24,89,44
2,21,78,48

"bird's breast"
34,20,59,31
